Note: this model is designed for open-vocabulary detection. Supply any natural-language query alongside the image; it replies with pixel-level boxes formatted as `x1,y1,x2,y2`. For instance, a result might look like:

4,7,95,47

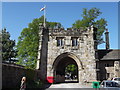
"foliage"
27,79,43,88
65,64,77,76
16,16,63,69
26,69,43,88
46,22,63,29
1,28,17,62
72,8,107,45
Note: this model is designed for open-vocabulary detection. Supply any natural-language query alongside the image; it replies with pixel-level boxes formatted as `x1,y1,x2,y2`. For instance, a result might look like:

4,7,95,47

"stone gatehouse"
36,23,120,83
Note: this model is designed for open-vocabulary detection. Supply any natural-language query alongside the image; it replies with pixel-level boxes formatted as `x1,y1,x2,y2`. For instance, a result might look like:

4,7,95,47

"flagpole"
44,5,46,28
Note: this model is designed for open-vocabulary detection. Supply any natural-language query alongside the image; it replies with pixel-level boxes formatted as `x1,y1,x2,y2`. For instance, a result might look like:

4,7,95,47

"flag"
40,6,46,11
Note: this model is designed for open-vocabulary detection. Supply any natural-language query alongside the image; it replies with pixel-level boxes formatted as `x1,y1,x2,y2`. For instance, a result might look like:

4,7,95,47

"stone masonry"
37,24,98,83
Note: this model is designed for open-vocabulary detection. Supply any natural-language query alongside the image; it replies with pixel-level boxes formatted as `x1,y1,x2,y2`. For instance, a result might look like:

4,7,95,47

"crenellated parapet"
48,26,95,37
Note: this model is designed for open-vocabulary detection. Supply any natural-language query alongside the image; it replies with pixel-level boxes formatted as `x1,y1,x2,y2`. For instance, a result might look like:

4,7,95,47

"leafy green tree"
16,16,63,69
1,28,17,62
65,64,77,76
72,8,107,45
47,22,62,29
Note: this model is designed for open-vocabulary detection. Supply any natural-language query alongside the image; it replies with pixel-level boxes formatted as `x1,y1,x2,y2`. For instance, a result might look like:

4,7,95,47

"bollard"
92,81,100,88
20,77,26,90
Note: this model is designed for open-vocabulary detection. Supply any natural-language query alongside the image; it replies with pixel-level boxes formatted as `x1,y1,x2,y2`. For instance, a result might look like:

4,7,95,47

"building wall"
45,26,97,83
99,60,120,81
99,61,114,81
37,24,120,83
97,50,120,81
114,61,120,77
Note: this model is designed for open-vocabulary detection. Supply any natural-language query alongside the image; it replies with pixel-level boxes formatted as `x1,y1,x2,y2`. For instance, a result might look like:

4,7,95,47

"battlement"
48,26,94,37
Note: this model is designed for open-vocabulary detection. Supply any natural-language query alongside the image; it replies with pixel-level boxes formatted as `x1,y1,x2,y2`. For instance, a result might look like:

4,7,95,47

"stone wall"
99,60,120,81
36,24,49,82
114,61,120,77
36,24,120,83
2,62,39,89
46,26,97,83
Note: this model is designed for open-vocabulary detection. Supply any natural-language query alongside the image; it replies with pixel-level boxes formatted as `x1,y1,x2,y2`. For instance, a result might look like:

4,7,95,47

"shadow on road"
43,80,79,89
42,83,52,90
54,80,79,84
65,81,79,83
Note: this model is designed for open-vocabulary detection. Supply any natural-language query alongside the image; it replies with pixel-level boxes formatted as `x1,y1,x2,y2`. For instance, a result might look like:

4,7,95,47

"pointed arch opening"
52,52,83,83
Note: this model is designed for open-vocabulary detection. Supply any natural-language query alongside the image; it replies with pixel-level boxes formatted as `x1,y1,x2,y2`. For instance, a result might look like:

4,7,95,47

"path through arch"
52,52,83,83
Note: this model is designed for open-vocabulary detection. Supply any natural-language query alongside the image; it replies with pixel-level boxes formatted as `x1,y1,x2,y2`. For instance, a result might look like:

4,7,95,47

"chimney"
105,29,110,50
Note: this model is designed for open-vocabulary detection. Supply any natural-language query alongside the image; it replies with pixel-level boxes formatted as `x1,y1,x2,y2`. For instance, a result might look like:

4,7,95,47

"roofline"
99,59,120,61
97,49,120,51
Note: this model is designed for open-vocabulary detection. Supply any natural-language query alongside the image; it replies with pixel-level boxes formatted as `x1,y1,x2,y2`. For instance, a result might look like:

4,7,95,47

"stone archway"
52,52,83,83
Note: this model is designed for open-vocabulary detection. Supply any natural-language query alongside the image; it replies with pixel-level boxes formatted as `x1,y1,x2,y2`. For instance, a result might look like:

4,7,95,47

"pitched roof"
97,49,120,60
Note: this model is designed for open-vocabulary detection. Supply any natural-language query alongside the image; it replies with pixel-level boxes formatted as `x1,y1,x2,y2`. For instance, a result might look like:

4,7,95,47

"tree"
46,22,62,29
72,8,107,45
1,28,17,62
16,16,63,69
65,64,77,78
65,64,77,73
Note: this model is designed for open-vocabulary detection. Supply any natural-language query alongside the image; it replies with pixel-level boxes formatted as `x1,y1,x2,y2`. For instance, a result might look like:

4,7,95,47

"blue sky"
2,2,118,49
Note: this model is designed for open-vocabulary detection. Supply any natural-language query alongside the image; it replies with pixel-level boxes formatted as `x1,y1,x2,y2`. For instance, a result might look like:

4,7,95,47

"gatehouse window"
71,37,78,46
56,37,64,46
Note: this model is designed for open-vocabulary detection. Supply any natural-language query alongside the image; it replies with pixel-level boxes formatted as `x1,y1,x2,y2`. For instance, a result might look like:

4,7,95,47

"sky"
1,2,119,49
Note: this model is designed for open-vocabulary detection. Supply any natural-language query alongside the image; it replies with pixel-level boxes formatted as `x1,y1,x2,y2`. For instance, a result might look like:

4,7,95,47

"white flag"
40,6,46,11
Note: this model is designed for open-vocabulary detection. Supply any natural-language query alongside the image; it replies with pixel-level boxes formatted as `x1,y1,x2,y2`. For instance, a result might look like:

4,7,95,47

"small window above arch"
71,37,78,46
56,37,64,46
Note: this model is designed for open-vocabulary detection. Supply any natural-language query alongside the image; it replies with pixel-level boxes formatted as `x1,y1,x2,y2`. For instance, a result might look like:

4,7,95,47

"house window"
106,73,110,79
105,64,109,67
57,37,63,46
71,37,78,46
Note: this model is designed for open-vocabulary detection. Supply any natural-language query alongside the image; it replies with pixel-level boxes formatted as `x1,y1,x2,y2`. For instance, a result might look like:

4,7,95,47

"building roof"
97,49,120,60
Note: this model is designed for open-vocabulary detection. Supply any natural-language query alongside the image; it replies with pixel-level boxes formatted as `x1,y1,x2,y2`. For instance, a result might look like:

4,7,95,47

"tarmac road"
45,83,120,90
45,82,92,90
